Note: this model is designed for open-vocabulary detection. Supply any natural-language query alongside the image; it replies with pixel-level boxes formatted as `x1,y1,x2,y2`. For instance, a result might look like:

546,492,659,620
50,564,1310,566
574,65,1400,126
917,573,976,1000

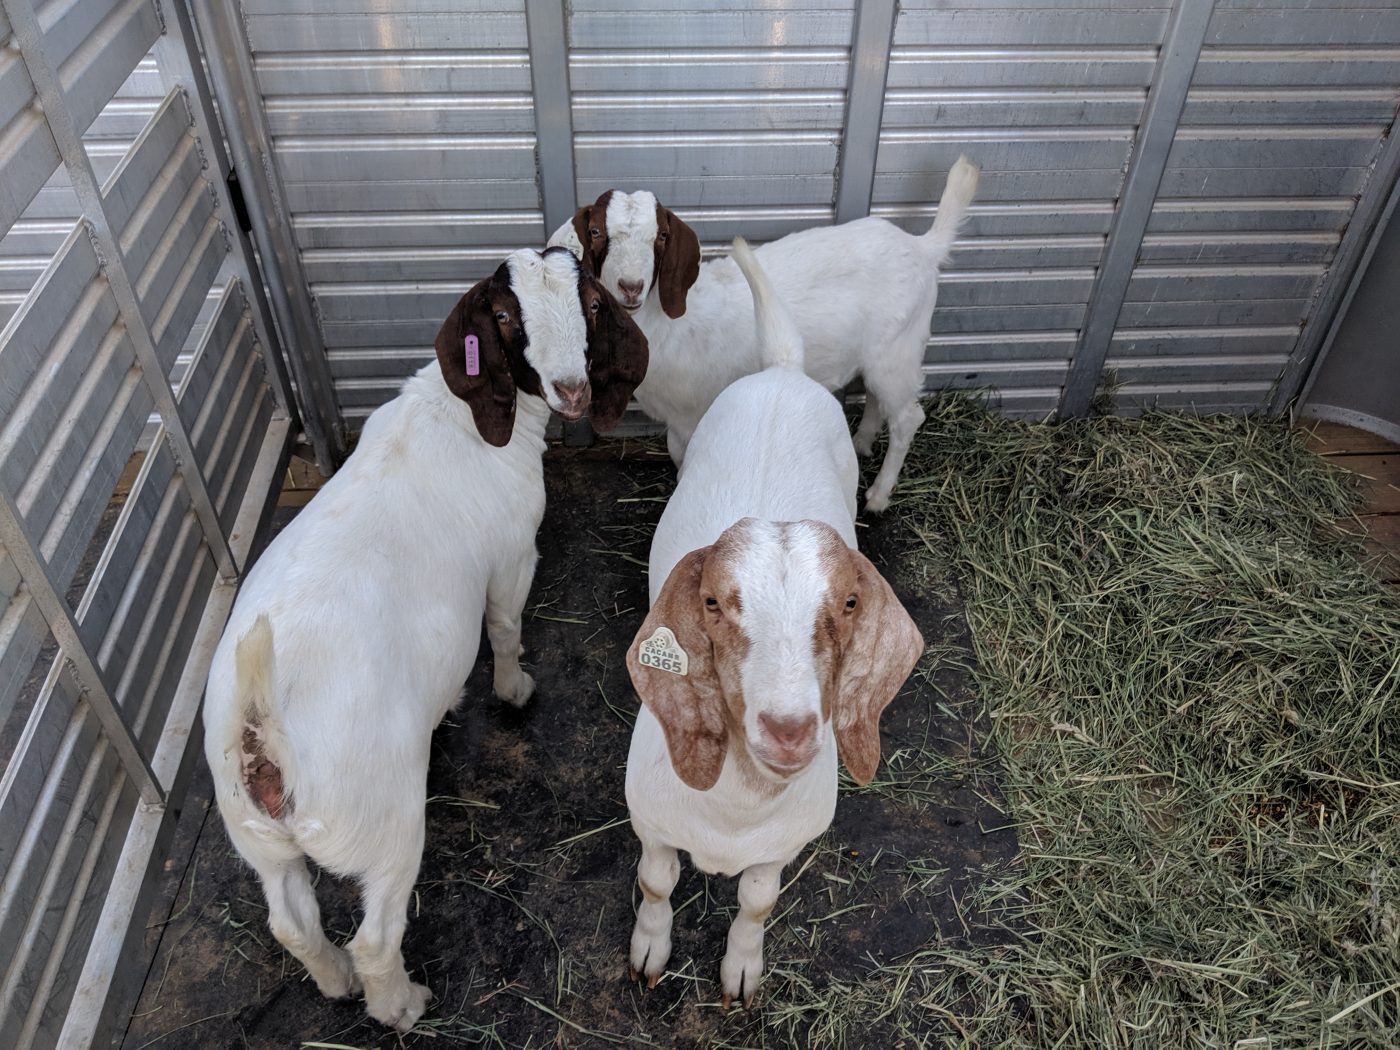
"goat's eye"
658,231,669,242
845,595,858,612
704,596,718,610
589,299,601,313
495,310,510,324
589,227,602,238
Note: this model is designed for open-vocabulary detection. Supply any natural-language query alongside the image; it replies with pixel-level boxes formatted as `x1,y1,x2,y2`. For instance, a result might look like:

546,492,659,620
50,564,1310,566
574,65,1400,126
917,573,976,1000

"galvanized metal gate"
0,2,306,1045
228,0,1399,429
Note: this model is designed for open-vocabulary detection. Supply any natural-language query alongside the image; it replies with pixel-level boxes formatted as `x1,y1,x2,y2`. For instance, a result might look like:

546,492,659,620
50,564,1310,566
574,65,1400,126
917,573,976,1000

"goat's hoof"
721,992,733,1010
313,947,360,999
720,955,760,1011
862,490,892,515
494,670,535,708
367,981,431,1033
647,972,660,990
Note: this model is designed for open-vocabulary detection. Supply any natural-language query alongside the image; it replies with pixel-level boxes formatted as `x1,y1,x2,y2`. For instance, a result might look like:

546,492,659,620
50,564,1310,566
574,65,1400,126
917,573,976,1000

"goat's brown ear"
626,548,727,791
434,273,516,446
570,205,594,270
656,206,700,319
833,551,924,785
586,284,649,433
572,191,613,277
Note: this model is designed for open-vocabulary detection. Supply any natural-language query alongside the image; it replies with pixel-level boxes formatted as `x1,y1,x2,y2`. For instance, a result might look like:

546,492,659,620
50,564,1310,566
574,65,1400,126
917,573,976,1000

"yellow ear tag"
638,626,689,676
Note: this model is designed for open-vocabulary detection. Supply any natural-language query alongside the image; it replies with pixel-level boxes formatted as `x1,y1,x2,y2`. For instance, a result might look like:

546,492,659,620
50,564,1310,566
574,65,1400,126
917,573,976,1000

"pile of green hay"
852,398,1400,1047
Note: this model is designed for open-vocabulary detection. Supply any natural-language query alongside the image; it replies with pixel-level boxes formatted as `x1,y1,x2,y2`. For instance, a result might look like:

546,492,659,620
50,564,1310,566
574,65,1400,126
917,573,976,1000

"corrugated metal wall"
236,0,1400,431
0,1,294,1045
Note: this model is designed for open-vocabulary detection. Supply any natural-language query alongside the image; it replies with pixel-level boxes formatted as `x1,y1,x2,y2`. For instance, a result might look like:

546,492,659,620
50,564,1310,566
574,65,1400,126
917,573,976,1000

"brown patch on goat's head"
579,271,649,434
627,518,924,791
570,190,615,278
433,262,543,446
652,202,701,319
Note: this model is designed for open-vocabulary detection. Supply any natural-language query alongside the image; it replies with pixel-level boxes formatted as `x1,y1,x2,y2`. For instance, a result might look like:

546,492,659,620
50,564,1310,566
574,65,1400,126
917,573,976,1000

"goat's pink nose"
618,279,644,303
758,713,818,752
553,381,591,420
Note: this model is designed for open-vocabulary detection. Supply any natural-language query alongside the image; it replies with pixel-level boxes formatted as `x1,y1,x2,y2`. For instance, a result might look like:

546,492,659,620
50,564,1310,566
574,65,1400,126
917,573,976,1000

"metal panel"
1103,0,1400,416
0,3,293,1044
1060,0,1214,417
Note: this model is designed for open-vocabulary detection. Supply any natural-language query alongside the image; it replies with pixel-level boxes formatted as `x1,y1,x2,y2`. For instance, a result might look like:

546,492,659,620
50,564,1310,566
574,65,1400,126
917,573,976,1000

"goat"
202,248,647,1031
623,238,924,1008
548,158,979,511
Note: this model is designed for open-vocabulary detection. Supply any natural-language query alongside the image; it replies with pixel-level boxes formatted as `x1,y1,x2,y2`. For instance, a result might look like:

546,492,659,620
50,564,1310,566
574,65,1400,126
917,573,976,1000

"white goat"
623,238,924,1008
549,158,979,511
202,248,647,1032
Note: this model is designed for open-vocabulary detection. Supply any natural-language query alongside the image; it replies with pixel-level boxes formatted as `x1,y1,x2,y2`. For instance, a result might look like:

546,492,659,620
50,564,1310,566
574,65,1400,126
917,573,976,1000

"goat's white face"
724,521,834,778
506,248,592,419
593,191,660,312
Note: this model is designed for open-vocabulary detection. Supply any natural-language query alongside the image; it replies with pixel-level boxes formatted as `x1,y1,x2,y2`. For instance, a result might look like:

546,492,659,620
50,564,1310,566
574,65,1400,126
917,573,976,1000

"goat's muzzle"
552,380,592,421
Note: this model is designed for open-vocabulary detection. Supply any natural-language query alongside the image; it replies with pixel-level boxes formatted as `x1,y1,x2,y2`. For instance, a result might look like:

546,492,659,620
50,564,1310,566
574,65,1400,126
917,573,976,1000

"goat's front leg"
720,860,783,1009
486,549,537,707
629,839,680,986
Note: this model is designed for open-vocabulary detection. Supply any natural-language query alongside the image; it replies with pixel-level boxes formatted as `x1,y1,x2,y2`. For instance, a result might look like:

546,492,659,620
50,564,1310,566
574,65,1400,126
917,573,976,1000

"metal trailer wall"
0,1,295,1046
231,0,1400,433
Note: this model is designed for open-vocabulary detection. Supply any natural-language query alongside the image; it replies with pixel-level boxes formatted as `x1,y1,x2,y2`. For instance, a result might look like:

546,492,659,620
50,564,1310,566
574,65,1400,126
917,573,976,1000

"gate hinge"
226,168,254,235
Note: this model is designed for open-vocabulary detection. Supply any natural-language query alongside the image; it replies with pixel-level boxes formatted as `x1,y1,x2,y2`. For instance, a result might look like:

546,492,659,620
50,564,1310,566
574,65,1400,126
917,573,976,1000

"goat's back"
649,370,856,600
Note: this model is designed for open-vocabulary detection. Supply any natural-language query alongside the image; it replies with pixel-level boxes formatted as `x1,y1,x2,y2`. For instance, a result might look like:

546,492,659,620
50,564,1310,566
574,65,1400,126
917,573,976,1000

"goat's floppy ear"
833,551,924,785
656,206,701,319
627,548,727,791
586,285,649,433
434,273,516,447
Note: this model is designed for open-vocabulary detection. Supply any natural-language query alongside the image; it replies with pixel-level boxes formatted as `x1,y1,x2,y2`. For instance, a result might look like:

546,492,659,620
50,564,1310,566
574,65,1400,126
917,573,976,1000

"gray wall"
234,0,1400,429
1299,197,1400,442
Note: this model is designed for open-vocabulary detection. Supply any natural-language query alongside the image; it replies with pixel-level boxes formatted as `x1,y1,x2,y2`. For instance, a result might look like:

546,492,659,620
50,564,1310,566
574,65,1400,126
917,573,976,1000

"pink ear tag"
464,334,480,376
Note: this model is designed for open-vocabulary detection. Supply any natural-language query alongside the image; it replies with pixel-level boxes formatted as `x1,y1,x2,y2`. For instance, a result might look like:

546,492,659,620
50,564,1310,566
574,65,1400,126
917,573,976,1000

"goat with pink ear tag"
623,239,924,1008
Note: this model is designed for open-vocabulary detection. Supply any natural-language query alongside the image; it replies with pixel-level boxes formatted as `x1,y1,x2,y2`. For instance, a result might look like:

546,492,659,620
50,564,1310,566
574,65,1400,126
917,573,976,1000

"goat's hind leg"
347,823,432,1032
227,821,358,1000
486,548,537,707
853,391,883,458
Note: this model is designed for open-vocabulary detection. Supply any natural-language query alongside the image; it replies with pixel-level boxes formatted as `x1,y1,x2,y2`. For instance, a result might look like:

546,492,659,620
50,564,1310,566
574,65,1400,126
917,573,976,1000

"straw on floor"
824,397,1400,1047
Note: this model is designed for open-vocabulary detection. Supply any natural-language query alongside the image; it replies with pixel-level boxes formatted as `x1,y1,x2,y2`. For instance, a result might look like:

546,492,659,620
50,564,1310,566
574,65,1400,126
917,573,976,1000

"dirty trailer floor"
120,445,1014,1049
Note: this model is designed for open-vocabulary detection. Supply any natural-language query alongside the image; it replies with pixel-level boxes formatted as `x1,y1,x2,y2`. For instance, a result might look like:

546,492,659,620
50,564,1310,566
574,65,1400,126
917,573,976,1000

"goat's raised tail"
731,236,805,372
232,614,295,819
923,155,979,269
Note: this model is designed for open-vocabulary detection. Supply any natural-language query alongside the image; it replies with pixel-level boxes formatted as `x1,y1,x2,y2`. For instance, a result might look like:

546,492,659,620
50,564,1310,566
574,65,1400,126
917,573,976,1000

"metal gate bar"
833,0,897,224
187,0,346,474
1059,0,1216,419
0,492,163,806
3,0,238,581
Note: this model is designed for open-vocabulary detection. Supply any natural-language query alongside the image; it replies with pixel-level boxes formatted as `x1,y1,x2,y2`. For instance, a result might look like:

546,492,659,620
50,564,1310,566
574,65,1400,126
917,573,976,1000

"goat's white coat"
203,371,547,1029
549,158,978,510
624,239,861,1004
202,247,609,1031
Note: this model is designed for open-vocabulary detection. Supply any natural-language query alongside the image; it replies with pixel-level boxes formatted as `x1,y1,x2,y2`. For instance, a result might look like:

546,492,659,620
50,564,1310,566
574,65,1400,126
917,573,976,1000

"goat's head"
570,190,701,319
434,247,649,445
626,518,924,791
